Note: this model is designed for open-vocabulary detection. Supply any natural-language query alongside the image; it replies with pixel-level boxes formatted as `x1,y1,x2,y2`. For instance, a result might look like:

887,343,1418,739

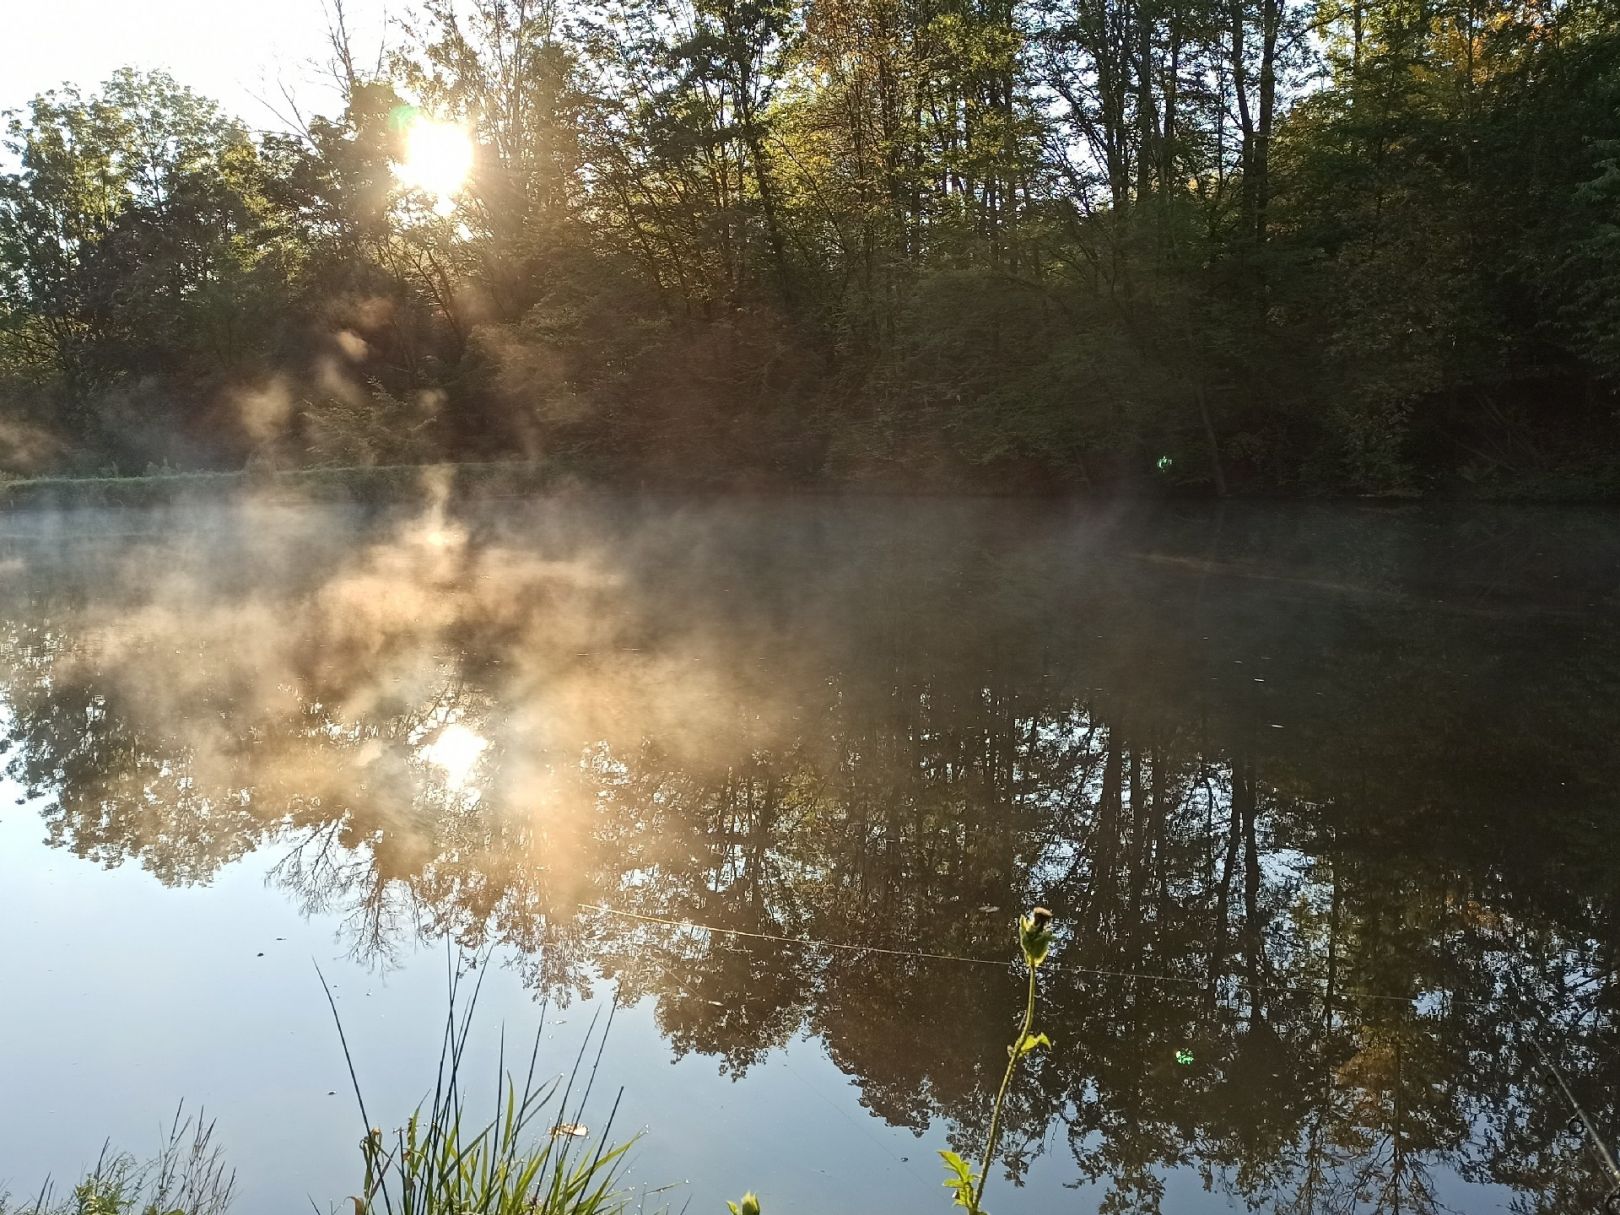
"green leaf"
1015,1031,1052,1057
939,1150,980,1209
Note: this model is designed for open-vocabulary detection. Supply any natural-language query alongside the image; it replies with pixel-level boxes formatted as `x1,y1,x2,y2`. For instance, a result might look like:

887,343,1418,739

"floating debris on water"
551,1123,588,1138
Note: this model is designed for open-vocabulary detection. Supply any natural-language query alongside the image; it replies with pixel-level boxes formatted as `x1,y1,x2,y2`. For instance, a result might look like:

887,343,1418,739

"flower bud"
1019,907,1054,968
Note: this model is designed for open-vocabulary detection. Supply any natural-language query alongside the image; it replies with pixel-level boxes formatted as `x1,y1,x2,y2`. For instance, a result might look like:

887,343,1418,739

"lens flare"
396,118,474,216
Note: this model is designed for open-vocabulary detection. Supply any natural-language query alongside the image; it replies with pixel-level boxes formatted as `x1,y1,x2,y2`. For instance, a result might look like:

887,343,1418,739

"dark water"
3,496,1618,1215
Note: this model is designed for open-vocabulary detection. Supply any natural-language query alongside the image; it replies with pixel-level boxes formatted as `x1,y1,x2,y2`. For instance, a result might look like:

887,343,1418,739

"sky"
3,0,390,130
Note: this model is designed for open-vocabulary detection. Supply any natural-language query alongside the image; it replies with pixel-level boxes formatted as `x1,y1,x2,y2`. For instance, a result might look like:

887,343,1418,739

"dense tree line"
3,0,1620,492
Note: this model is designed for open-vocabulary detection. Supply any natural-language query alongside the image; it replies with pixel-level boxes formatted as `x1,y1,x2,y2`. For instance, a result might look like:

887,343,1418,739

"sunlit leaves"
1011,1030,1051,1058
939,1149,981,1211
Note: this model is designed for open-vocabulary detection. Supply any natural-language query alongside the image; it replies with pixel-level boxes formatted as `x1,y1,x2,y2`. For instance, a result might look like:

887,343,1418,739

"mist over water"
2,496,1619,1214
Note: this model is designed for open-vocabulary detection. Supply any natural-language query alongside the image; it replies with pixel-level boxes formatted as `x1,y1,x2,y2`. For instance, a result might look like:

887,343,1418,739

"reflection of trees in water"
3,504,1619,1214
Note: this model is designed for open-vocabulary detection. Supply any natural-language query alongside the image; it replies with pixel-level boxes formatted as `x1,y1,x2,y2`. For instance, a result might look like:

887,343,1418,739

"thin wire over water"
580,902,1620,1204
578,902,1573,1012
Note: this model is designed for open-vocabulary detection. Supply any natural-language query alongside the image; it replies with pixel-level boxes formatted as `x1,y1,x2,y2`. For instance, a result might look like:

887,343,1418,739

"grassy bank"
4,980,641,1215
0,918,1057,1215
1,1100,630,1215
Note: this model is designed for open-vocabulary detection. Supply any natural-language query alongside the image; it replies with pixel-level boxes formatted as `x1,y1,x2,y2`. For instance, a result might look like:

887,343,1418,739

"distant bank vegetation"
4,0,1620,497
0,462,571,510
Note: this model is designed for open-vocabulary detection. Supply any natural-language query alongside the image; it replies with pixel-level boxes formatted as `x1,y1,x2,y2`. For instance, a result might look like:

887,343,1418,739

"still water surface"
2,497,1618,1214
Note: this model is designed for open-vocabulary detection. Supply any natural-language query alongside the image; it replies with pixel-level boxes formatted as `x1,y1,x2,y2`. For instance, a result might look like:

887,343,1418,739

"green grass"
0,1108,234,1215
325,965,643,1215
1,1083,634,1215
2,968,648,1215
1,917,1060,1215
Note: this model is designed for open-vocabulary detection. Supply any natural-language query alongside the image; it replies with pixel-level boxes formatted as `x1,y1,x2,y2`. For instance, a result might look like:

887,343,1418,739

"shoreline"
7,461,1620,511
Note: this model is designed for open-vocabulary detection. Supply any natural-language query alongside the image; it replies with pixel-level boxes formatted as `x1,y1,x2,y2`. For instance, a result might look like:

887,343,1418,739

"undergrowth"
320,961,641,1215
0,1108,233,1215
4,914,1058,1215
3,964,645,1215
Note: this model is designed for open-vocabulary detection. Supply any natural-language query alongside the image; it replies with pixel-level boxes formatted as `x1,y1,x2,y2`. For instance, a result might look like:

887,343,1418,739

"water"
2,496,1617,1215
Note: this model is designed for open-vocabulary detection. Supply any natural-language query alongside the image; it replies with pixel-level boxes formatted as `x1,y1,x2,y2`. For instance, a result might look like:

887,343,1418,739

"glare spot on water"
421,721,489,790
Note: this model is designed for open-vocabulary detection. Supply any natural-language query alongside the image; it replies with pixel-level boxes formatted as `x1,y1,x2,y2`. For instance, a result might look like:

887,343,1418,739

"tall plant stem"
974,962,1037,1212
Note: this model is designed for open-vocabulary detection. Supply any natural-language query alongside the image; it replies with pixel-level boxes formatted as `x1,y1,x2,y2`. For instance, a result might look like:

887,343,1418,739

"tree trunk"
1135,0,1157,207
1255,0,1281,242
1229,0,1257,236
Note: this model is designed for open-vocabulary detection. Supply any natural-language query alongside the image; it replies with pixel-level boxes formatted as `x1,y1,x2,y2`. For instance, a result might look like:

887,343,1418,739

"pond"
2,495,1618,1215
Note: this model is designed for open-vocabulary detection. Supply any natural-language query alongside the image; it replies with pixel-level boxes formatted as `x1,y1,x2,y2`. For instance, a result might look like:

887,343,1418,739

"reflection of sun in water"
396,118,474,216
421,722,489,791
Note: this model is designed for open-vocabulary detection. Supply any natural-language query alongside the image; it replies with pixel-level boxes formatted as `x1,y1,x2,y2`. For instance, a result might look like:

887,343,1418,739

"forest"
3,0,1620,495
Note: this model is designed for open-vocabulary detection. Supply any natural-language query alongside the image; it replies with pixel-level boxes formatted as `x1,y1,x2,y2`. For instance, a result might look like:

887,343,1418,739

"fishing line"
579,902,1518,1010
587,903,1620,1204
1510,980,1620,1212
1535,1045,1620,1213
582,903,1011,968
630,933,934,1193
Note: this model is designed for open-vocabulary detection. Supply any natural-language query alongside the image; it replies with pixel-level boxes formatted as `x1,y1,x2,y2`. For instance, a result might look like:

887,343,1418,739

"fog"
2,496,1619,1213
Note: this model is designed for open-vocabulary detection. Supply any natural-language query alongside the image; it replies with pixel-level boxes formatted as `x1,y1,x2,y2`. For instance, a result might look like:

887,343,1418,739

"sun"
396,117,474,216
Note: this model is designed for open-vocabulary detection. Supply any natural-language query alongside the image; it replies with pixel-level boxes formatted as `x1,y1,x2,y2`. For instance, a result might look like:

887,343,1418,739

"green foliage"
1011,1031,1051,1058
4,0,1620,492
938,1151,979,1210
304,382,443,467
327,969,637,1215
1562,143,1620,381
1,1054,631,1215
0,1109,233,1215
936,909,1056,1215
0,71,299,466
353,1101,631,1215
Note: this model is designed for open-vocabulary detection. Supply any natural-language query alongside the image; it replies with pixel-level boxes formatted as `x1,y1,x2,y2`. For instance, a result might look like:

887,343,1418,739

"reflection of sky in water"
3,499,1615,1214
0,792,996,1215
0,775,1524,1215
0,774,1522,1213
0,705,939,1214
